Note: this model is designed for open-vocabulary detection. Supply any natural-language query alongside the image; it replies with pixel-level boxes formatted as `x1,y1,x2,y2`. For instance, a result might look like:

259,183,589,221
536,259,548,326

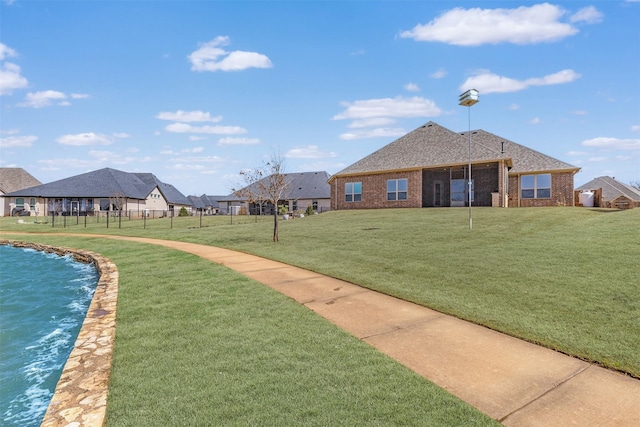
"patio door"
434,181,443,207
71,201,79,215
451,179,474,207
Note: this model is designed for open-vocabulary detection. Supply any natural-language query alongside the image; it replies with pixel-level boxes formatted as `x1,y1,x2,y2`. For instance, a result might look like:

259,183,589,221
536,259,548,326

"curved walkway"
99,235,640,426
4,234,640,426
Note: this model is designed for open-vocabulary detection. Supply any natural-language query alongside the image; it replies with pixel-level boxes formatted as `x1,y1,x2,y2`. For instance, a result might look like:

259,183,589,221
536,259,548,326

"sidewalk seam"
498,364,591,423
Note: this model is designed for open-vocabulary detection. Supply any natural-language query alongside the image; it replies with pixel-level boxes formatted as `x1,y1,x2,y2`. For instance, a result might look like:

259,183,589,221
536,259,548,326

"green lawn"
1,207,639,422
0,234,496,426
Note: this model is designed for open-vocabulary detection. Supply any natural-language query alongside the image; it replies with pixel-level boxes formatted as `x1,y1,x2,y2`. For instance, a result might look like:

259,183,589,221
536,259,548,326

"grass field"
1,207,638,423
0,233,497,426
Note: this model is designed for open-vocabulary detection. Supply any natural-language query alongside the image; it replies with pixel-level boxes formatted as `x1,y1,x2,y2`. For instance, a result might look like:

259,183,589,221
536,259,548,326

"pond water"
0,244,98,426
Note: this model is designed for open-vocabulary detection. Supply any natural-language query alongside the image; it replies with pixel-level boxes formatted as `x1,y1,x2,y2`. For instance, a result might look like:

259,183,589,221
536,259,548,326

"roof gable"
576,176,640,202
3,168,189,204
0,168,42,194
470,130,580,174
231,171,331,201
332,121,579,177
133,173,191,205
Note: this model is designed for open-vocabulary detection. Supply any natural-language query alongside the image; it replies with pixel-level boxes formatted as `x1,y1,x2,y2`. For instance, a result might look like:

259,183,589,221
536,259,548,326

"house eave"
328,158,515,182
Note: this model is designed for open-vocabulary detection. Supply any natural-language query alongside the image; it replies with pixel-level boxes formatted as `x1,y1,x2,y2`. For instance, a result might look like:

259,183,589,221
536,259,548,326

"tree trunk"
273,210,279,242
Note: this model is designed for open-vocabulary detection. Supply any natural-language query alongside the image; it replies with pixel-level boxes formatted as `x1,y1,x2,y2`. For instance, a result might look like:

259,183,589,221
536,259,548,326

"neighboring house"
187,194,224,215
0,168,43,216
328,121,580,210
3,167,192,217
575,176,640,209
222,171,331,215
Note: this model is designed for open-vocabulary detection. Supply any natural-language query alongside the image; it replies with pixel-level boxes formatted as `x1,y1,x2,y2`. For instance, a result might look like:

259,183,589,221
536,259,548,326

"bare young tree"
630,180,640,191
109,192,127,228
234,152,289,242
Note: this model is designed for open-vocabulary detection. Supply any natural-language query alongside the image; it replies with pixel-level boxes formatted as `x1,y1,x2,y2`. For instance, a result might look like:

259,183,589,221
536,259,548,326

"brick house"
575,176,640,209
329,122,580,210
3,167,192,217
222,171,331,215
0,168,43,216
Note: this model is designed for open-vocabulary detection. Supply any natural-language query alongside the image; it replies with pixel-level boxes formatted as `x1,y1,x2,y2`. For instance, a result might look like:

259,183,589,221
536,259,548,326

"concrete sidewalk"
70,236,640,425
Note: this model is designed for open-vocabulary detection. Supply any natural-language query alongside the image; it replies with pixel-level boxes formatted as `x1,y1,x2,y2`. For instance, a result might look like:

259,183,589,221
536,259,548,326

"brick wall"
331,170,422,210
509,172,576,207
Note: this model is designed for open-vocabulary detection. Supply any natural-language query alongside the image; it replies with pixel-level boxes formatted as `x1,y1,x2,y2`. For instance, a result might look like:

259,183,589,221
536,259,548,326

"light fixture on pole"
458,89,479,230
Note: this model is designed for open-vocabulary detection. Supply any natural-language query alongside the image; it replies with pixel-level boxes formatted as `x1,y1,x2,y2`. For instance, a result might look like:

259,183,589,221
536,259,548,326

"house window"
521,174,551,199
387,179,408,201
293,201,298,211
15,197,24,208
345,182,362,202
29,198,36,212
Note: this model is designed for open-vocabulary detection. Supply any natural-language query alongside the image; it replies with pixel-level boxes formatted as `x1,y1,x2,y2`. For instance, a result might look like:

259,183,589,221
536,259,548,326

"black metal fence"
44,208,329,229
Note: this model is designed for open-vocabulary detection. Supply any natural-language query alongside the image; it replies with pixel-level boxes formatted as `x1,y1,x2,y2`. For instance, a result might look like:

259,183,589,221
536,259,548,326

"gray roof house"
221,171,331,215
329,121,580,210
0,168,42,216
188,194,225,215
576,176,640,209
4,167,192,216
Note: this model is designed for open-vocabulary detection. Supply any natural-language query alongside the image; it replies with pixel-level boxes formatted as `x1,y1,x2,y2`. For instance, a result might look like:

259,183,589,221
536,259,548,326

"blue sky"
1,1,639,196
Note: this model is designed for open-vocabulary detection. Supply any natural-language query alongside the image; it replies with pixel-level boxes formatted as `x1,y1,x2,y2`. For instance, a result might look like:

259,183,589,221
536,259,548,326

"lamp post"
458,89,479,230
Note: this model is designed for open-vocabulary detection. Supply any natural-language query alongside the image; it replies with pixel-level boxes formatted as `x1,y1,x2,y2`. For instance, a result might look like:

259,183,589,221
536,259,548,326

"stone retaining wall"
0,240,118,427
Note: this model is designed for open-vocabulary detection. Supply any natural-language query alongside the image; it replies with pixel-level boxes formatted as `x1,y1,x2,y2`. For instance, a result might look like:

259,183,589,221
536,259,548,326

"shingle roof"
228,171,331,202
575,176,640,202
4,168,191,205
331,121,579,178
133,173,191,205
200,195,224,208
0,168,42,194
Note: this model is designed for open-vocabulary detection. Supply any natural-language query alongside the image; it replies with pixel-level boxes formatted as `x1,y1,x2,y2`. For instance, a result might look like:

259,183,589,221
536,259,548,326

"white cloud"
189,136,207,141
339,128,407,141
570,6,603,24
404,83,420,92
348,118,397,129
588,156,608,162
571,110,588,115
171,164,207,171
161,147,206,155
0,62,28,95
88,150,137,164
0,135,37,148
460,69,580,94
631,125,640,133
509,103,520,110
400,3,582,46
188,36,272,72
19,90,67,108
566,150,589,156
165,123,247,135
582,137,640,151
169,155,226,164
217,137,261,146
285,145,337,159
71,93,90,99
156,110,223,122
333,96,441,120
430,68,447,79
56,132,116,146
0,43,17,61
529,117,542,125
